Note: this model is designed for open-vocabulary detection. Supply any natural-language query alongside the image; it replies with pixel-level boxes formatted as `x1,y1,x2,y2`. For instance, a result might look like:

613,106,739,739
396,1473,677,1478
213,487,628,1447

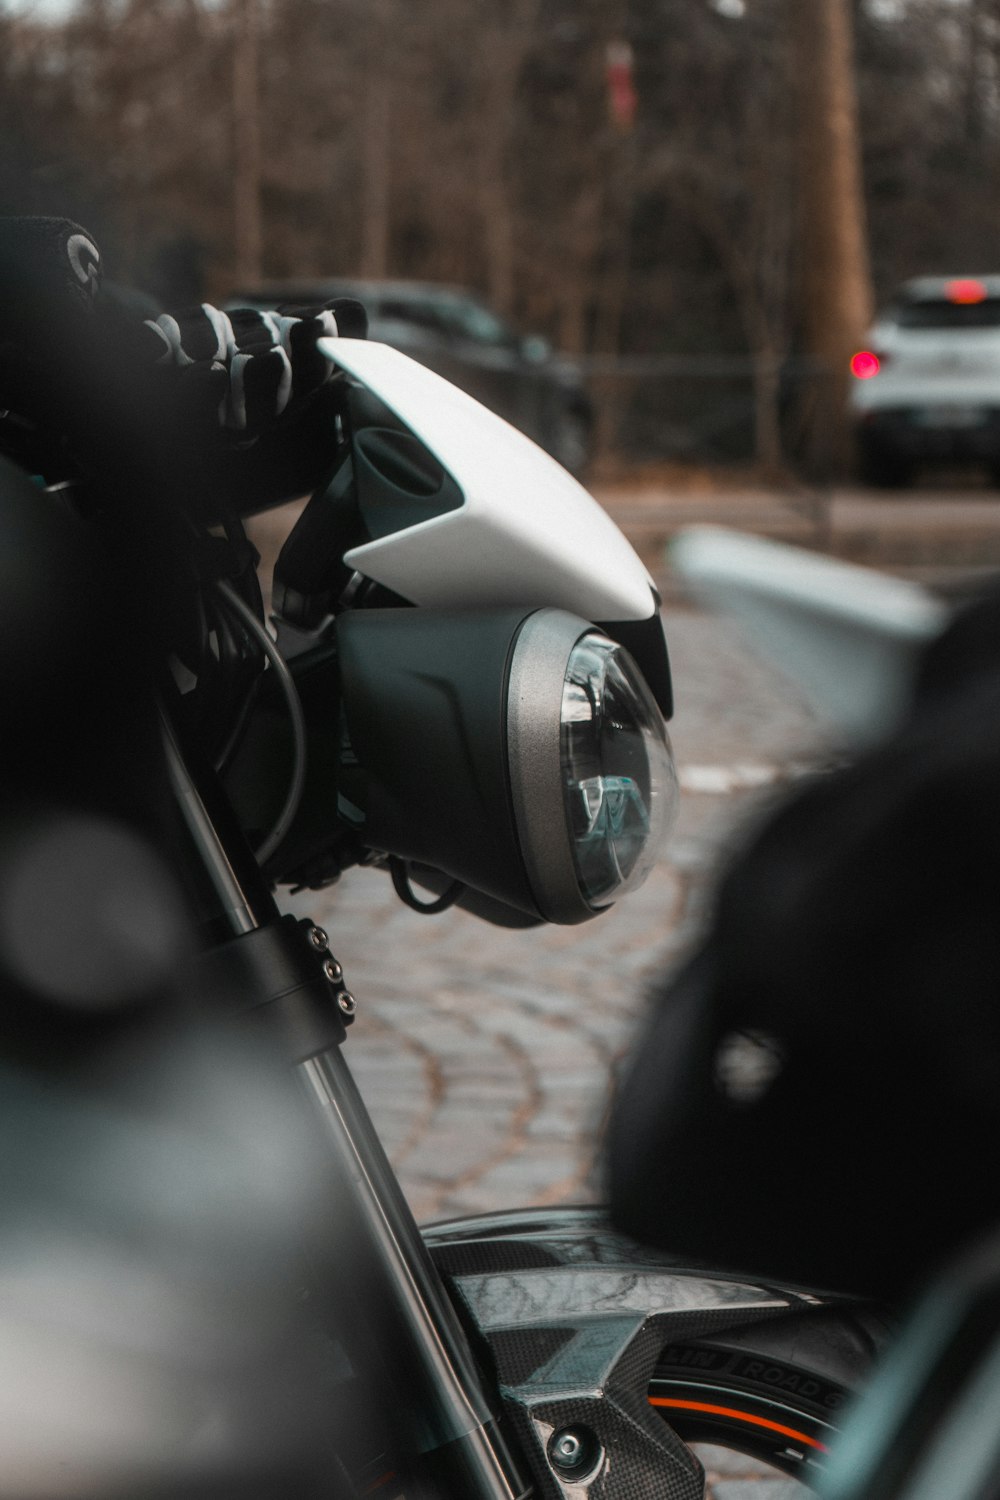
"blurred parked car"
227,279,594,476
849,275,1000,486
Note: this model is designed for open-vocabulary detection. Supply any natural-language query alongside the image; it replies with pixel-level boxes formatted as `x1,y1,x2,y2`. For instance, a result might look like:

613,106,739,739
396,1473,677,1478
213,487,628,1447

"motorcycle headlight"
324,606,677,926
508,610,678,923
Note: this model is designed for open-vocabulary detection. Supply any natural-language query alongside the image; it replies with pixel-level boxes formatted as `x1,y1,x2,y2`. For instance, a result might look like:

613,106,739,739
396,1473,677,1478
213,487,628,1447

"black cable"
389,857,465,915
215,580,307,867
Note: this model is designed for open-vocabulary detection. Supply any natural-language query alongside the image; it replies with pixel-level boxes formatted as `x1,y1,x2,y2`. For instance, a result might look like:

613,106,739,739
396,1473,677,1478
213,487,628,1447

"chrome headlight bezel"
507,609,678,924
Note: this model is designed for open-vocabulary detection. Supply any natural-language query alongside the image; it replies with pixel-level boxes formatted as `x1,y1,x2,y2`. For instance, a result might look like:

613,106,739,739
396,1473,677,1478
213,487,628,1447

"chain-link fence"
582,354,838,476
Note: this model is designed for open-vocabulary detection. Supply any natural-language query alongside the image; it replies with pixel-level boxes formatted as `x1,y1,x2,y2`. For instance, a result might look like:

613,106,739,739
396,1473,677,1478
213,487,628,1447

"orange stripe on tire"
649,1396,828,1453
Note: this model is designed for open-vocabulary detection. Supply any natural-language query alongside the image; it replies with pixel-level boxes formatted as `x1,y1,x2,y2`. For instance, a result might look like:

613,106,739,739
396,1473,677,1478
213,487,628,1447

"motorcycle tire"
651,1305,888,1493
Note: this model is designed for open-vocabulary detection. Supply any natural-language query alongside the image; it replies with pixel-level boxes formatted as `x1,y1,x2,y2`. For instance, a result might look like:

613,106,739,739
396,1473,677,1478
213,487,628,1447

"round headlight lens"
507,609,678,924
560,634,678,908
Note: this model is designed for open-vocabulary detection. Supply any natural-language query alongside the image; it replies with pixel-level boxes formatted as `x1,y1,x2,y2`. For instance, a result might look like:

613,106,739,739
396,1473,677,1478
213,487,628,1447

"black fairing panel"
597,603,673,719
348,384,464,539
336,607,540,916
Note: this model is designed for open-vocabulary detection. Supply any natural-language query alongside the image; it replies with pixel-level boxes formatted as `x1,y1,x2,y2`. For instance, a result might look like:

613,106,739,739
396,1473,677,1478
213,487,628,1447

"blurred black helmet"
609,587,1000,1302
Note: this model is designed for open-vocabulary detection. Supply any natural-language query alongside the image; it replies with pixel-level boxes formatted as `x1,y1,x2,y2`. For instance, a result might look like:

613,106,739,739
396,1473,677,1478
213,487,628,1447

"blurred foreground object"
0,398,347,1494
820,1227,1000,1500
0,1016,339,1499
610,549,1000,1301
670,527,948,745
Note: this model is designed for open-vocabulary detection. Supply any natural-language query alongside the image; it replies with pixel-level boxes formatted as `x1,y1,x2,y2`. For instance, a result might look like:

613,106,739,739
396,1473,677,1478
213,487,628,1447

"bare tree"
10,0,1000,472
232,0,262,285
788,0,874,474
358,0,393,278
473,0,543,315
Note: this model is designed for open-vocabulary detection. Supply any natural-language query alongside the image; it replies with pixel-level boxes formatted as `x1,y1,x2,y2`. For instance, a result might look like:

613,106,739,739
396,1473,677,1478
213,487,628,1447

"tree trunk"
752,348,784,479
788,0,873,478
232,0,262,286
963,0,989,144
478,143,515,315
358,0,392,279
588,126,637,464
359,68,392,278
476,0,541,315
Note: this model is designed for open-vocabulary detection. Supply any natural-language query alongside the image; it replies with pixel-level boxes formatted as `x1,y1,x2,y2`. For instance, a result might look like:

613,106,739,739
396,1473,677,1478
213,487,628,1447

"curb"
594,484,1000,599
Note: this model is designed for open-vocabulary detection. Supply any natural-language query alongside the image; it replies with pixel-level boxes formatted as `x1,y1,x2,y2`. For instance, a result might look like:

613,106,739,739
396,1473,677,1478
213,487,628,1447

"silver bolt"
323,957,343,985
309,926,329,950
550,1431,586,1470
337,991,357,1018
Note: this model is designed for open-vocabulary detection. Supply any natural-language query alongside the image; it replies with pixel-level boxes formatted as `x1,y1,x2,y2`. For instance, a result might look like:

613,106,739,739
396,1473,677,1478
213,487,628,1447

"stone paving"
280,605,832,1226
695,1445,811,1500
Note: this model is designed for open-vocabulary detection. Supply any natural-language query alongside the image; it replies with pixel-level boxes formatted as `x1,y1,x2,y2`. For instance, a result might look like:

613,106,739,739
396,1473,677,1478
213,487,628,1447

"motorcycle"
0,312,887,1497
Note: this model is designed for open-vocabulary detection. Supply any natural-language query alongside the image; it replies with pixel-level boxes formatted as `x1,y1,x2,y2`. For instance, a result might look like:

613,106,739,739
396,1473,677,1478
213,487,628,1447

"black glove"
0,215,367,435
0,216,104,437
0,216,368,509
0,216,101,336
135,297,368,433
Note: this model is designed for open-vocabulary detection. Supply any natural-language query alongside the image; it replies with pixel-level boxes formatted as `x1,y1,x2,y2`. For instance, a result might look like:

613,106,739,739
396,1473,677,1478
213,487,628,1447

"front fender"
424,1204,888,1499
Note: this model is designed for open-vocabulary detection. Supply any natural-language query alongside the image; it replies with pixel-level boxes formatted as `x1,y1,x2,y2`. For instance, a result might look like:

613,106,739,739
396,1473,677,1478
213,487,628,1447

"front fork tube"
164,715,529,1500
300,1049,529,1499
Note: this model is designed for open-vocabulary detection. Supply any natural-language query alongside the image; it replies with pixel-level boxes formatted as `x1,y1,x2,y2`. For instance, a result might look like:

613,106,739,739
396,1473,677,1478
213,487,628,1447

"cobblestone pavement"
281,604,833,1226
694,1445,811,1500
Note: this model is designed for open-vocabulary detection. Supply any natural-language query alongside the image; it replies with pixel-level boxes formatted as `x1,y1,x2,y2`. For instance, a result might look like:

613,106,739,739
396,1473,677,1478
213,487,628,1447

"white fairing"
671,527,949,745
322,339,657,621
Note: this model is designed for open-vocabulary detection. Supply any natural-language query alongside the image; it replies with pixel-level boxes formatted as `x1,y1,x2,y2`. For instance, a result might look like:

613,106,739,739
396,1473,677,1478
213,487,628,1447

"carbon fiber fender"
425,1205,888,1500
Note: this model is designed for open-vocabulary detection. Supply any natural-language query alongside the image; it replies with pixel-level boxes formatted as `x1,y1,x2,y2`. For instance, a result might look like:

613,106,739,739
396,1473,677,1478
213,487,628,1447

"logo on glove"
66,233,101,300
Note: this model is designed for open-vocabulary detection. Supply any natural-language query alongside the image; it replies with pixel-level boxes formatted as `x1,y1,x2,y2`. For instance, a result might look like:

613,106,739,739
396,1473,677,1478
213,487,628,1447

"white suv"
849,275,1000,485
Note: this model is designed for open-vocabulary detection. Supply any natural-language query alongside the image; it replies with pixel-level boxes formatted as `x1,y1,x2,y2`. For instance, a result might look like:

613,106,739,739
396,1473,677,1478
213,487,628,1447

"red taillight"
850,350,881,379
946,278,988,305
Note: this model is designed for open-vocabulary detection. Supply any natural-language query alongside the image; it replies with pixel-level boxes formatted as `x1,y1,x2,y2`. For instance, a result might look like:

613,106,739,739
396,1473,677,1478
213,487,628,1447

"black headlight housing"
334,607,677,925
